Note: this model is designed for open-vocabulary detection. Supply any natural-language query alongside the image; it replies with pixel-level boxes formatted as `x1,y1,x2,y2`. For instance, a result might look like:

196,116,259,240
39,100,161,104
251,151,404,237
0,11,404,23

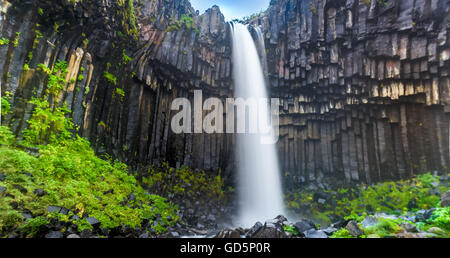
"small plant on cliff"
1,92,11,118
166,14,197,32
13,32,20,47
104,71,117,85
0,37,9,46
22,61,73,145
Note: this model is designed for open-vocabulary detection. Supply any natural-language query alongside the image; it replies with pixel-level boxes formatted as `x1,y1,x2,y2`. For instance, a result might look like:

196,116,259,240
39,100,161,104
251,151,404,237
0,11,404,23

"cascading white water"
230,23,285,227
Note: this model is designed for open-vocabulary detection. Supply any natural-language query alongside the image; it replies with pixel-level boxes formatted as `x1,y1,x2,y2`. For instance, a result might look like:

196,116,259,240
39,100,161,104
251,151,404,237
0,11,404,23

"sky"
189,0,271,21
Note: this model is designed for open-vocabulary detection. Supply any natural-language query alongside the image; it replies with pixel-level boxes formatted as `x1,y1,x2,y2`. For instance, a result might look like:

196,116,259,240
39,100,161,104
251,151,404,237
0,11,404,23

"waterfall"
230,23,285,227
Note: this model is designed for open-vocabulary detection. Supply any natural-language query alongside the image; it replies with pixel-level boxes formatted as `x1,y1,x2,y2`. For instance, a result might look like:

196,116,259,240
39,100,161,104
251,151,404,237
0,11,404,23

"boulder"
87,216,101,226
441,191,450,207
361,216,379,228
304,229,328,238
67,234,81,238
245,222,263,238
45,231,64,238
401,223,418,233
215,229,241,238
33,188,47,197
252,221,287,238
12,184,27,194
322,227,338,236
345,221,363,237
293,220,316,235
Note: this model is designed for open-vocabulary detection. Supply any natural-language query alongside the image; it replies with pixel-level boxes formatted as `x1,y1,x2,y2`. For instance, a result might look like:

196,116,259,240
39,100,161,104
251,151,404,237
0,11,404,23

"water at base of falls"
230,23,285,227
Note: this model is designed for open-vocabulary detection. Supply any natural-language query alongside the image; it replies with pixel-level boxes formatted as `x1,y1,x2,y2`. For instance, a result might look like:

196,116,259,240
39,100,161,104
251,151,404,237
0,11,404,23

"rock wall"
1,0,450,189
249,0,450,188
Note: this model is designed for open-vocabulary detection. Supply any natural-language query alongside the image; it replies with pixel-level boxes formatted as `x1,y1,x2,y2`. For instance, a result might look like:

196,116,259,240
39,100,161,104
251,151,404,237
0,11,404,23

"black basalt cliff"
1,0,449,189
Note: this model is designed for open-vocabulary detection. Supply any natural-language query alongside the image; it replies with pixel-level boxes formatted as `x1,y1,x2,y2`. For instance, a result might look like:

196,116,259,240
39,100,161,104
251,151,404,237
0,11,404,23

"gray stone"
47,205,62,213
293,220,316,234
33,188,47,197
12,184,27,194
0,173,5,181
361,216,379,228
401,223,418,233
170,231,180,238
0,186,5,194
45,231,64,238
67,234,81,238
322,227,338,236
345,221,363,237
139,232,149,238
304,229,329,238
87,216,100,226
252,221,287,238
441,191,450,207
245,221,263,238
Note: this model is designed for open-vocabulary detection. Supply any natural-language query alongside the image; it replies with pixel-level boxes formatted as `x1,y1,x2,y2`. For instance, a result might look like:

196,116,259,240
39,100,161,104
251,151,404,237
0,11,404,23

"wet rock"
401,223,418,233
21,210,33,220
67,234,81,238
274,215,288,224
12,184,27,194
47,205,62,213
139,232,149,238
345,221,363,237
304,229,329,238
128,193,136,202
215,229,241,238
441,191,450,207
293,220,316,235
361,216,379,228
45,231,64,238
245,222,263,238
0,173,5,181
170,232,180,238
87,217,100,226
322,227,338,236
207,214,216,222
252,220,287,238
33,188,47,197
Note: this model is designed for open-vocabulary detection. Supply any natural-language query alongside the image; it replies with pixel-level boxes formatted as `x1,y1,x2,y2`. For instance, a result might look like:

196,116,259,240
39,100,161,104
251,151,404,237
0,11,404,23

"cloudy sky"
189,0,271,20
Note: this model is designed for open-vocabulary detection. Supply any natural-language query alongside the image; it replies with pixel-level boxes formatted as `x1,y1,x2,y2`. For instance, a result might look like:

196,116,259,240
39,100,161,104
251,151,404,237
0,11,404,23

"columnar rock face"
250,0,450,188
1,0,449,189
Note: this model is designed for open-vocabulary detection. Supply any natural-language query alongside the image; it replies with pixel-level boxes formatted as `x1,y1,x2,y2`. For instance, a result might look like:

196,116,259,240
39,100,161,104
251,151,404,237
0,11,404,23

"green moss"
142,163,225,204
362,218,402,238
0,126,179,236
286,173,448,226
330,228,354,238
104,71,117,85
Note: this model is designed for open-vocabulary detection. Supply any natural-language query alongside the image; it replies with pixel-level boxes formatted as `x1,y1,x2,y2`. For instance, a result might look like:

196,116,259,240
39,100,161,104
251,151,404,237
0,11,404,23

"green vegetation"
0,60,180,237
0,127,179,236
0,37,9,46
283,224,299,235
141,163,225,204
116,0,138,37
13,32,20,47
166,14,199,33
286,173,448,226
104,71,117,85
122,50,132,65
1,93,11,117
